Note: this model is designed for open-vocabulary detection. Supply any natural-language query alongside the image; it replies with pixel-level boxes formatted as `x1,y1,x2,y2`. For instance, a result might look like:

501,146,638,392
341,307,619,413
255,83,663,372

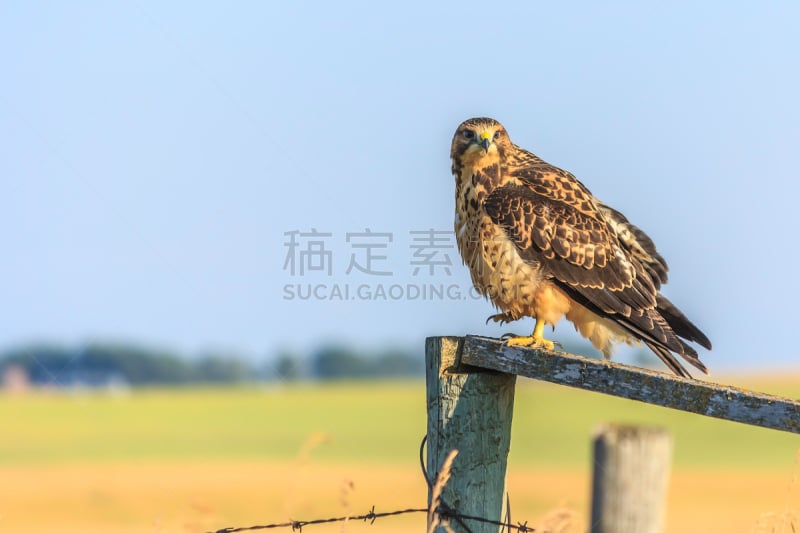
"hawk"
451,117,712,377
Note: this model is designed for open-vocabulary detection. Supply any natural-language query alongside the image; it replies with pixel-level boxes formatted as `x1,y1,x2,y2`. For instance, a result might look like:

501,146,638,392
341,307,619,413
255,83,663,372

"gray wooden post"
425,336,516,533
590,424,673,533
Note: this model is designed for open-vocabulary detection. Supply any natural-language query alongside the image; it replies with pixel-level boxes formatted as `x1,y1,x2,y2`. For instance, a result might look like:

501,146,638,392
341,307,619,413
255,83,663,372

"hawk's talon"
503,335,556,350
486,313,516,326
502,319,557,350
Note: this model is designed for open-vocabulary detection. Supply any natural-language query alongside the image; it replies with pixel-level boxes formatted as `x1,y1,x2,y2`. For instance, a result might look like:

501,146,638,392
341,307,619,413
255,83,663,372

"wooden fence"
425,336,800,533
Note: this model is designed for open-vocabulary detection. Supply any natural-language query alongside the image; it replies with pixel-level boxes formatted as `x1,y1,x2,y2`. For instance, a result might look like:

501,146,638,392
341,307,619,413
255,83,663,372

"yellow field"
1,378,799,532
2,460,797,532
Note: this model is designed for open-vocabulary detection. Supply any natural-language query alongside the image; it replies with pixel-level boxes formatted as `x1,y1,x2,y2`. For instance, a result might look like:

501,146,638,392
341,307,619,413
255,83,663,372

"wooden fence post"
425,336,516,533
590,424,673,533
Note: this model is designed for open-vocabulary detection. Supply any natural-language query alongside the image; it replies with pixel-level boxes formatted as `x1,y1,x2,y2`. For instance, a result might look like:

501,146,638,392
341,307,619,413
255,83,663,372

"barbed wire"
207,435,536,533
209,505,535,533
211,506,426,532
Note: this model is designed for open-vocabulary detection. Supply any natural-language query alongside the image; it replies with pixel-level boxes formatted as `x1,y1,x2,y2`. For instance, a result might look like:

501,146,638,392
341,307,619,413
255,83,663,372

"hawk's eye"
493,131,502,140
462,130,475,140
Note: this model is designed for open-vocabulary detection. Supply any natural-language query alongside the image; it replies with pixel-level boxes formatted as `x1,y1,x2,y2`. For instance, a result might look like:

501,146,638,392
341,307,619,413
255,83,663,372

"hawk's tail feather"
635,325,708,377
626,315,709,376
676,339,709,374
561,284,709,377
656,294,712,350
643,341,695,378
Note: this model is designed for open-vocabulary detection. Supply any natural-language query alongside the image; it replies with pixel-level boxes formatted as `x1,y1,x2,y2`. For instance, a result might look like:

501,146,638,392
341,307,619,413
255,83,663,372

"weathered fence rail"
425,335,800,533
461,335,800,434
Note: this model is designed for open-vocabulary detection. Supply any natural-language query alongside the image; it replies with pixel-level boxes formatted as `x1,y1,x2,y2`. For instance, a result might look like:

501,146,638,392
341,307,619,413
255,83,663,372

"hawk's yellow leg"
504,319,555,350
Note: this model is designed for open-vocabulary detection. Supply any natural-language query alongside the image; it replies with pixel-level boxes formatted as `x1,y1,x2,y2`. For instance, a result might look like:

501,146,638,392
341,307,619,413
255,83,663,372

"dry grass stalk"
338,479,355,532
535,505,581,533
282,431,333,519
427,449,458,533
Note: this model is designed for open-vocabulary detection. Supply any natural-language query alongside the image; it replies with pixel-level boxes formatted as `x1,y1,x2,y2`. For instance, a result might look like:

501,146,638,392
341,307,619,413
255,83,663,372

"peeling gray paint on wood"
460,335,800,434
426,336,516,532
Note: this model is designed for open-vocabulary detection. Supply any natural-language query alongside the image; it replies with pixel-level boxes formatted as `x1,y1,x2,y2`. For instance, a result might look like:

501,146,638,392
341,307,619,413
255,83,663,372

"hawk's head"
451,117,511,168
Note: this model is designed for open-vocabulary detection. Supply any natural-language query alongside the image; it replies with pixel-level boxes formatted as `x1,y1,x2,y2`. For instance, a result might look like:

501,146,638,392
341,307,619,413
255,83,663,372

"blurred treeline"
0,343,423,388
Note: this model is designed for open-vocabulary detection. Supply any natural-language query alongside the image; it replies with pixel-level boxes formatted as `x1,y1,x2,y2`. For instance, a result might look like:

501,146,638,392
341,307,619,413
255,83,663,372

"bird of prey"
451,117,711,377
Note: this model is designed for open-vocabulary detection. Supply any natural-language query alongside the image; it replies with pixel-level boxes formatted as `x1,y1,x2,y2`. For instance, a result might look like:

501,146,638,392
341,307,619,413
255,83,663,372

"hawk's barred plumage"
451,117,711,377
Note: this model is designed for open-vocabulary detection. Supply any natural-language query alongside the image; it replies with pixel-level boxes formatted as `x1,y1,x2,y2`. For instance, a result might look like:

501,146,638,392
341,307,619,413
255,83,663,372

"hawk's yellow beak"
479,131,492,152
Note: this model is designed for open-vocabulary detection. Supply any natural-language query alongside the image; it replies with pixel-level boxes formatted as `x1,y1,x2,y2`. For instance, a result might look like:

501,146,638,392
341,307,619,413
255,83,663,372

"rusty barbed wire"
207,435,537,533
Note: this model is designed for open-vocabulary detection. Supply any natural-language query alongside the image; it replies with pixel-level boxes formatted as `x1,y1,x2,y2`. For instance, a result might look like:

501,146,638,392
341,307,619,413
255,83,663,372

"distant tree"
0,341,423,387
194,352,251,383
374,349,423,377
0,342,260,386
274,352,304,381
81,342,192,384
0,345,75,385
311,346,369,379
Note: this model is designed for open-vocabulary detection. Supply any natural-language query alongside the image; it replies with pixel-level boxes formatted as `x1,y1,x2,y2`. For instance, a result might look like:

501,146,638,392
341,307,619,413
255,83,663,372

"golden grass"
1,459,797,533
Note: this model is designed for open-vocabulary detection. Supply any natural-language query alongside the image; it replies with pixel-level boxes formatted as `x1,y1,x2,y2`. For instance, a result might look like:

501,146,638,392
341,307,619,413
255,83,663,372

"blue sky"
1,2,799,371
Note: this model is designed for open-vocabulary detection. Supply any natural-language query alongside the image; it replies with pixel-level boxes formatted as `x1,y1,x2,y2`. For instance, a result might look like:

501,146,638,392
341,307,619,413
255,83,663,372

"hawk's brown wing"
597,203,668,289
483,165,707,375
599,202,711,350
